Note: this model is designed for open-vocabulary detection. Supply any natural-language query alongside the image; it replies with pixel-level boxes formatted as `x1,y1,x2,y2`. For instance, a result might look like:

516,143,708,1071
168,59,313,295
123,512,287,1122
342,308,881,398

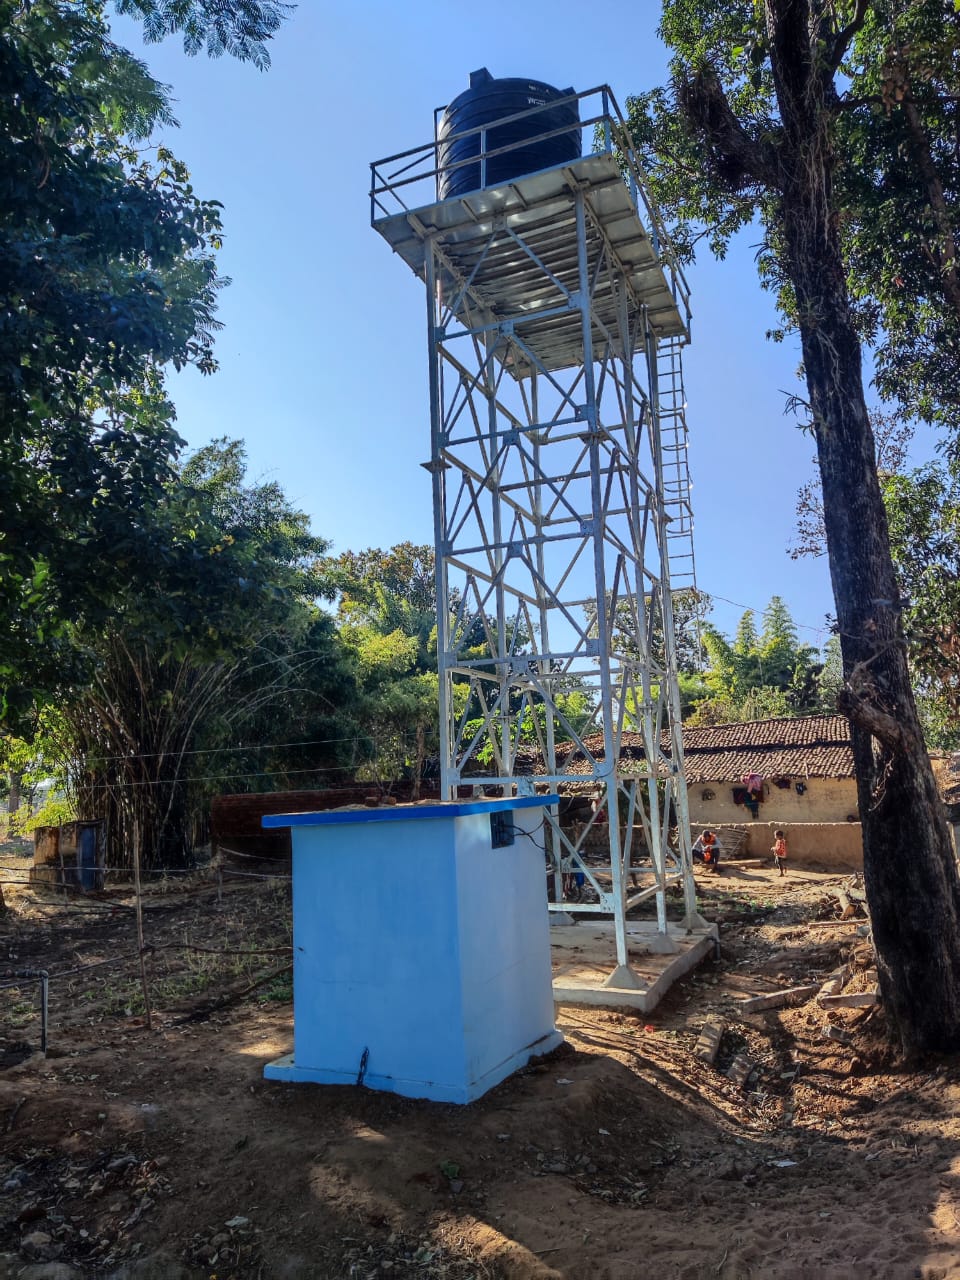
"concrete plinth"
551,919,718,1012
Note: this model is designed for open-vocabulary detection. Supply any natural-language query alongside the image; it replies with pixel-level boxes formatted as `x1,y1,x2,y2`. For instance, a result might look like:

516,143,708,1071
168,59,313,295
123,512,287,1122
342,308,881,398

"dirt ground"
2,842,960,1280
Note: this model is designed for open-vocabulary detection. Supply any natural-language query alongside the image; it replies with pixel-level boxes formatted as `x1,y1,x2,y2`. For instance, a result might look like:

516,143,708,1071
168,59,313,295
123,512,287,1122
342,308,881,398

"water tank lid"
465,67,574,95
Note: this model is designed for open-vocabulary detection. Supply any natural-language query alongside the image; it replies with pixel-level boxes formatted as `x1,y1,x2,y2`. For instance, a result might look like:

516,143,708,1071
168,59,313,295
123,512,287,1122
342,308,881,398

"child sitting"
692,829,722,873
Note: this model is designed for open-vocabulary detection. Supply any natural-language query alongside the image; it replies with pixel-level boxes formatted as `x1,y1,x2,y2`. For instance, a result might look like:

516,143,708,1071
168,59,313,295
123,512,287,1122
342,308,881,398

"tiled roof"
680,742,853,783
680,714,851,751
515,715,855,783
677,714,855,783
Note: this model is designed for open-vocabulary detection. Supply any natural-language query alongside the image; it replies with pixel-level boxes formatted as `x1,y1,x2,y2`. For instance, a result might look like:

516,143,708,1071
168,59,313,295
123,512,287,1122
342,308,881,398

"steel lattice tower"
371,86,705,985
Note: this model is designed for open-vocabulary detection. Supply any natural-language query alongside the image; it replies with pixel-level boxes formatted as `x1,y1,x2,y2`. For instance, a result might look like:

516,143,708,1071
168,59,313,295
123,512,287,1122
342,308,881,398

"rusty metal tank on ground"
437,67,580,199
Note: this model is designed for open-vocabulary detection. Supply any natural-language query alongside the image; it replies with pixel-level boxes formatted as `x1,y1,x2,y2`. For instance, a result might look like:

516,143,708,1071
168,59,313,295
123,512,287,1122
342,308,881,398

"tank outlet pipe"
13,969,49,1055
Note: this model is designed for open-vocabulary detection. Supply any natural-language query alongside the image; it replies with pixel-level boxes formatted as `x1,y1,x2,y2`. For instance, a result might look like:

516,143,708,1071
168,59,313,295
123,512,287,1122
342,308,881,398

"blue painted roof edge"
262,794,560,829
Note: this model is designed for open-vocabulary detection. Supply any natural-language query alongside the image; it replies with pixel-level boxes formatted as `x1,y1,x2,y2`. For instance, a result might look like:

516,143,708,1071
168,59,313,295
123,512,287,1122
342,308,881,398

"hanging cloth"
742,772,764,799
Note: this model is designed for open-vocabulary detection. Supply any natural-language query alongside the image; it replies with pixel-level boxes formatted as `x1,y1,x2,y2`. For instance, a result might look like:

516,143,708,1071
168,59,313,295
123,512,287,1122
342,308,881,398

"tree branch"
676,64,780,192
828,0,870,73
837,660,905,749
900,91,960,322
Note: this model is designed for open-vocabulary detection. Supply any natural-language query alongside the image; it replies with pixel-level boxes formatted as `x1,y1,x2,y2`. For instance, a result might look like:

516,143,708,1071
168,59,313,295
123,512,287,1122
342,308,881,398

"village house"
205,718,956,879
515,713,864,870
680,714,862,868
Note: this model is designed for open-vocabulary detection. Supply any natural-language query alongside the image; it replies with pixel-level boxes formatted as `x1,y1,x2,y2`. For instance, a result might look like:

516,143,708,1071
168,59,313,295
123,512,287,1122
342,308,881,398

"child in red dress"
772,830,788,877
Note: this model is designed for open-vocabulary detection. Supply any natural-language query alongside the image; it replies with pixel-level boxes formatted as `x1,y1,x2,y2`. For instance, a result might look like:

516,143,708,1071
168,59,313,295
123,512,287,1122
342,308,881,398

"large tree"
0,2,222,723
632,1,960,1053
0,0,293,727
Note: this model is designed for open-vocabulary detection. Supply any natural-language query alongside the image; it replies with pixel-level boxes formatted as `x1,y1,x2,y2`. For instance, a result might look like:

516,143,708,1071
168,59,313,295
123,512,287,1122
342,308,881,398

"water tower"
370,72,704,987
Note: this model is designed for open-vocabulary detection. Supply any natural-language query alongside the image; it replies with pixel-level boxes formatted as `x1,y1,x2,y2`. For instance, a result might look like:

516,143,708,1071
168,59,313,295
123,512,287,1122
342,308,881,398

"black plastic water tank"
437,68,581,200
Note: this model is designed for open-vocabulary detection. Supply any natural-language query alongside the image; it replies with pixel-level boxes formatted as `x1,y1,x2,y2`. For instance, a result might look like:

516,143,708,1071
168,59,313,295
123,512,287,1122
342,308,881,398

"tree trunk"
7,770,21,816
775,48,960,1054
673,2,960,1052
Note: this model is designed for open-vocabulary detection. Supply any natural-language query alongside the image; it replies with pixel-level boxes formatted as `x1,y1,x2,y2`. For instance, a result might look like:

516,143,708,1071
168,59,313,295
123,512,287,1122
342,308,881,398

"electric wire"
80,734,372,765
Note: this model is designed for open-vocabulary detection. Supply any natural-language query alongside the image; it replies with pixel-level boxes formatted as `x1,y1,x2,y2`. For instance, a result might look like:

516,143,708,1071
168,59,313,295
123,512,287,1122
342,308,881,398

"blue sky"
111,1,896,650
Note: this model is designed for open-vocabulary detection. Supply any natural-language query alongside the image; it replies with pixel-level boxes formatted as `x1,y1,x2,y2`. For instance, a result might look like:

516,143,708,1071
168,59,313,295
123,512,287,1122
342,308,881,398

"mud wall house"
519,715,864,869
209,781,448,875
682,714,863,867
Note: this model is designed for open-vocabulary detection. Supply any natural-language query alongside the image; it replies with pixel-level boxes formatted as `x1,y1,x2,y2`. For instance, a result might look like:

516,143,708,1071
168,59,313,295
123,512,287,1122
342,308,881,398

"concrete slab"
550,919,718,1013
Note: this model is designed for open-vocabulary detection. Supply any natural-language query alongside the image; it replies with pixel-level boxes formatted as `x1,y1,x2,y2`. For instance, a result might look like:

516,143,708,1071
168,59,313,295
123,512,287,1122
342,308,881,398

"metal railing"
369,84,691,325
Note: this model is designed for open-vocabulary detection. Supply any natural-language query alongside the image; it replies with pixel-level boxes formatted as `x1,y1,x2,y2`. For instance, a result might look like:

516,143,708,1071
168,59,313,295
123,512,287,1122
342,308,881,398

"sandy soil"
2,847,960,1280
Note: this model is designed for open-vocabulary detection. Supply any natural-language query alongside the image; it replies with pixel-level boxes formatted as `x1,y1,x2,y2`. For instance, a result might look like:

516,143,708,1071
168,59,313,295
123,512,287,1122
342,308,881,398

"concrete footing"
551,919,718,1012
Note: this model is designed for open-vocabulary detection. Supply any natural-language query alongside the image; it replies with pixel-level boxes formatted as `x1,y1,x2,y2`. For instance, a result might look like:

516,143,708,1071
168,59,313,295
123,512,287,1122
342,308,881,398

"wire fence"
2,729,435,798
1,856,295,1055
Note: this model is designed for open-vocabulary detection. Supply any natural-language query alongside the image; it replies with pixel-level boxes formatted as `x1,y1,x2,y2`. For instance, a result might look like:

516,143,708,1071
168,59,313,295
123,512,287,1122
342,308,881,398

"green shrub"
9,796,77,837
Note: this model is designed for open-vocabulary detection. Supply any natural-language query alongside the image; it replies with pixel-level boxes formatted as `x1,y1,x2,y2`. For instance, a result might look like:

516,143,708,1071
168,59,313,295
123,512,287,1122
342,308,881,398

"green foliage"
738,685,794,722
326,544,436,621
683,694,740,727
0,706,72,816
732,610,758,657
676,671,710,716
325,545,598,782
625,5,779,265
690,597,822,723
796,439,960,741
57,439,358,868
10,794,76,837
0,0,319,863
791,412,916,561
324,544,440,788
607,588,711,677
113,0,292,68
0,1,227,726
257,972,293,1005
882,459,960,745
837,1,960,436
464,689,594,768
630,2,960,439
790,412,960,730
813,634,844,713
668,589,712,674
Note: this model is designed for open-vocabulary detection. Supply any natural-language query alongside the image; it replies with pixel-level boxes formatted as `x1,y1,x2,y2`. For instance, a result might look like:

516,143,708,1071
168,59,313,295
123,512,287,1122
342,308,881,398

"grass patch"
257,973,292,1004
8,999,35,1029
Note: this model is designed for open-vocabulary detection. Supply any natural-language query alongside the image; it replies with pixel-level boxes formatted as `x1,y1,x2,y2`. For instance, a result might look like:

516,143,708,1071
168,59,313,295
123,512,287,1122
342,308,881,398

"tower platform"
373,152,687,375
